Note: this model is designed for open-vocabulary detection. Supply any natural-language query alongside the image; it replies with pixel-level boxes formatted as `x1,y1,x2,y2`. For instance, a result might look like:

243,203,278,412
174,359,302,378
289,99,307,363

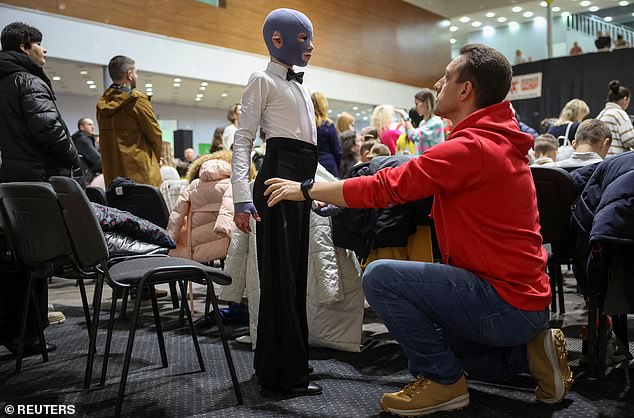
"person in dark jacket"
72,117,101,184
311,92,341,177
0,22,80,355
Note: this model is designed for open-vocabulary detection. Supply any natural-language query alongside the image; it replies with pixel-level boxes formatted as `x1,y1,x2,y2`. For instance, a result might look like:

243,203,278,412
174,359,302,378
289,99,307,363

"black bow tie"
286,68,304,84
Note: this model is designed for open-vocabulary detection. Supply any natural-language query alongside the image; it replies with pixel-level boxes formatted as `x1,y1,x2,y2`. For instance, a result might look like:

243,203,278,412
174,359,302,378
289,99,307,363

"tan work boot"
380,375,469,417
527,328,573,404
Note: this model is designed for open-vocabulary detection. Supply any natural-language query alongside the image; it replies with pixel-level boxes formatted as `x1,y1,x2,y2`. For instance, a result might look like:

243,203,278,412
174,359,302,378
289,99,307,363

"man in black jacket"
0,22,80,355
72,117,101,184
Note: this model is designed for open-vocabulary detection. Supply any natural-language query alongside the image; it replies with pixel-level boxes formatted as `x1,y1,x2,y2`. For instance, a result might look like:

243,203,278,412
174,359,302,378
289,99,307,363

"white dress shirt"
231,61,317,203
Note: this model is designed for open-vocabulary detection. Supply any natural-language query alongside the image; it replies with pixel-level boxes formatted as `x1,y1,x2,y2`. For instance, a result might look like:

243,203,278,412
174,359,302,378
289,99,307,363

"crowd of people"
1,11,634,417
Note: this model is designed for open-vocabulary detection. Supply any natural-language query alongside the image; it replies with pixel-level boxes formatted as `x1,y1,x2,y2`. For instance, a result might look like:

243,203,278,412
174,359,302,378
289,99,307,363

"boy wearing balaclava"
231,8,321,395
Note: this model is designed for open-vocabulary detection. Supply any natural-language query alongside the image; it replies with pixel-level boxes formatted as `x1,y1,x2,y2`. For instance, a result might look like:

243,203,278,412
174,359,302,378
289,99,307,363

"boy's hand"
234,202,260,233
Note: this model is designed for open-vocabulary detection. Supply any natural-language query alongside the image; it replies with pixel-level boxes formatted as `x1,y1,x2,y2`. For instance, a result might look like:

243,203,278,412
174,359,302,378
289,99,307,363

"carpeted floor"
0,272,632,417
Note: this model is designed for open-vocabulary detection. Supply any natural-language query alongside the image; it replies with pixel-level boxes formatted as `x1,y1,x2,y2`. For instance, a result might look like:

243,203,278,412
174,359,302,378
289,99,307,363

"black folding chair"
106,182,180,310
50,176,242,417
0,183,72,371
531,166,575,315
85,187,108,206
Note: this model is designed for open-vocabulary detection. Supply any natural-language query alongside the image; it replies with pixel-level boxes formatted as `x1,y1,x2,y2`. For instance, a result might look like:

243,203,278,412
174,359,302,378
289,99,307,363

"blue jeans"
363,260,549,385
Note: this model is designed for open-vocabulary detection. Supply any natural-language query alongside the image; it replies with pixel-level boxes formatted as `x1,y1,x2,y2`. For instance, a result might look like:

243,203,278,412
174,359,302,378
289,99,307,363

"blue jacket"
572,151,634,302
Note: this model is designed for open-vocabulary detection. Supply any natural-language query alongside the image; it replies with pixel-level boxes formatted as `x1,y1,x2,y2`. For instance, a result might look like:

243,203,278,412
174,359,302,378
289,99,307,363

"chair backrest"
531,166,575,244
107,183,170,228
0,182,72,269
49,177,109,270
85,186,108,205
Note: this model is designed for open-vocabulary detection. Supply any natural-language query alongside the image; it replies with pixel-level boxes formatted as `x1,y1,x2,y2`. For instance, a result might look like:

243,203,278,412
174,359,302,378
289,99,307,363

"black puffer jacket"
0,50,80,182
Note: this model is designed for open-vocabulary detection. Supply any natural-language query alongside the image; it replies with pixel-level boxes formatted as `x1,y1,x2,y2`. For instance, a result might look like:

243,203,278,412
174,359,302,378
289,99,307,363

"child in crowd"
367,143,391,159
531,134,559,166
359,140,377,164
556,119,611,168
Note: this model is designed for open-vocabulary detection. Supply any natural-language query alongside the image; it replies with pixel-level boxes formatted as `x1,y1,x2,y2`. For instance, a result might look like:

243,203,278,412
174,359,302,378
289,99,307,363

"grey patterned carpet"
0,274,632,417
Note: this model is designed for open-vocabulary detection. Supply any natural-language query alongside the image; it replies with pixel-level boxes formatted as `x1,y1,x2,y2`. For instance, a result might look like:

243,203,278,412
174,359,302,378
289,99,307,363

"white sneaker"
48,311,66,325
235,335,251,344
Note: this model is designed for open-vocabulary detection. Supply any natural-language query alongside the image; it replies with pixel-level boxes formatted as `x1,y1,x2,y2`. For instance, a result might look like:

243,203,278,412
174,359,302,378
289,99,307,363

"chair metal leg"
556,265,565,315
100,290,119,386
188,281,195,314
84,275,104,389
597,310,608,378
78,280,92,332
15,275,35,372
177,280,204,372
177,281,186,327
29,283,48,364
120,288,129,319
149,285,168,368
587,296,598,378
547,260,558,313
114,289,144,418
169,282,179,309
207,281,243,404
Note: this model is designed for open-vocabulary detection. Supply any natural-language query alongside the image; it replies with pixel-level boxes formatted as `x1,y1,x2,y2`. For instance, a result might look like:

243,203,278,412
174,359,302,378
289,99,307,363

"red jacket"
343,101,550,311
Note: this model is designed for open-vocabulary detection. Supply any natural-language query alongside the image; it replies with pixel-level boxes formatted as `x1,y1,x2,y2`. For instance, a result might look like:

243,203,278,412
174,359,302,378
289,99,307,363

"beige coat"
167,159,235,262
96,88,162,187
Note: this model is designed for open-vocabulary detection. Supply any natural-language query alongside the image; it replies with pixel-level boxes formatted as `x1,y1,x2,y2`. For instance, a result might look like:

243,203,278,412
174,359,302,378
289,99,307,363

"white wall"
55,93,227,155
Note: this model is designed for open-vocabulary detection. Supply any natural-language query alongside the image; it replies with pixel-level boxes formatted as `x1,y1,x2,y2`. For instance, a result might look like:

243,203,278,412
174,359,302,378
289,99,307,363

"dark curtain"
511,48,634,133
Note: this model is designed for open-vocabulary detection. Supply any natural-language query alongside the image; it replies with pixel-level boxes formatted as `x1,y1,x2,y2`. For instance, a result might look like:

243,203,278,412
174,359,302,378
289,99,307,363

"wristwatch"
300,179,315,201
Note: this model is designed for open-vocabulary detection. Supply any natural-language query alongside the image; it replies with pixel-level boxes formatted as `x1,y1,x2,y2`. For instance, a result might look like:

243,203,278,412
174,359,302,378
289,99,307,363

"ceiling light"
146,87,153,92
486,12,495,18
580,1,591,6
173,83,180,87
221,93,228,97
589,6,599,11
483,26,495,36
472,21,482,27
355,113,361,117
497,16,507,23
552,6,561,12
173,78,182,82
79,70,88,75
561,11,571,18
89,85,96,89
352,106,358,111
145,83,152,88
52,76,61,81
604,16,613,22
540,1,547,7
86,80,94,85
196,93,203,98
523,11,534,18
459,16,470,23
201,82,208,86
509,21,520,31
363,116,368,121
440,20,451,27
147,92,153,96
620,1,629,6
449,25,458,32
200,86,206,90
450,38,456,44
512,6,522,13
195,97,201,102
327,109,332,114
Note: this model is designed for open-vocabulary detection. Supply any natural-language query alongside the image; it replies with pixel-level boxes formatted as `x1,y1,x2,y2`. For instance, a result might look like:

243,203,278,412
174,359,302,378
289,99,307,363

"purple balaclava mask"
262,8,313,67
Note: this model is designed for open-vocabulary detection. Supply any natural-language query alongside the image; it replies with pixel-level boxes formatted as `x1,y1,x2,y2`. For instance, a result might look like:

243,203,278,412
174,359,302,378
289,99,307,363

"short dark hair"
575,119,611,145
108,55,135,82
1,22,42,52
457,44,512,109
77,117,91,130
607,80,630,103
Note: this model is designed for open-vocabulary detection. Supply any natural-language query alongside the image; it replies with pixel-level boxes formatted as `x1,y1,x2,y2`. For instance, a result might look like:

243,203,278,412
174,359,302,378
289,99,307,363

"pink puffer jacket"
167,159,235,262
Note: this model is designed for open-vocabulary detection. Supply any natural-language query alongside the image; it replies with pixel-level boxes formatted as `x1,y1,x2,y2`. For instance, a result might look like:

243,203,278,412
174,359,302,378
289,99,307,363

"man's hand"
264,178,304,207
233,202,260,233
